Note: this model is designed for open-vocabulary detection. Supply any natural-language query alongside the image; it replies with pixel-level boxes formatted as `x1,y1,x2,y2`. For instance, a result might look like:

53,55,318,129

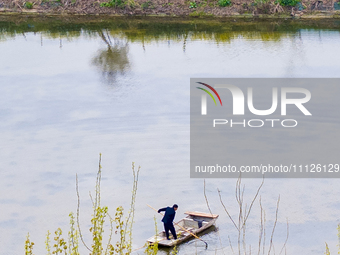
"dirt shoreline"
1,11,340,19
1,0,340,18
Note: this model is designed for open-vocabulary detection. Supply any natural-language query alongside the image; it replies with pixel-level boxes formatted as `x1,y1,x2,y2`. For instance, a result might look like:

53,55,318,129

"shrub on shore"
25,155,141,255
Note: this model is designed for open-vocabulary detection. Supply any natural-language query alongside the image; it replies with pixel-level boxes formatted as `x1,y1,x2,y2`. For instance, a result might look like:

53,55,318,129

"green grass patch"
275,0,300,6
189,1,197,8
100,0,126,8
141,0,155,9
253,0,268,6
218,0,231,7
189,10,213,16
24,1,34,8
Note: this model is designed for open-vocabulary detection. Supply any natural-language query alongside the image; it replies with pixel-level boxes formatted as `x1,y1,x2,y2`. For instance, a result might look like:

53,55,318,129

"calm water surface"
1,16,340,254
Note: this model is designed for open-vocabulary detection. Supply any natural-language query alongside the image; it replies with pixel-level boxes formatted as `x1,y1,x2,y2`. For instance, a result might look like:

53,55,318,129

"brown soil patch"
0,0,339,16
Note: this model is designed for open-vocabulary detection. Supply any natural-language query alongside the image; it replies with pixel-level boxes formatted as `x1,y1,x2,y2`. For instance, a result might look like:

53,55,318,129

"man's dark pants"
164,222,177,240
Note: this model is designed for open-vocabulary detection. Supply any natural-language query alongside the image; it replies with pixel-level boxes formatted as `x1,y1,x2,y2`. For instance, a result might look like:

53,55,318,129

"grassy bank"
1,0,340,17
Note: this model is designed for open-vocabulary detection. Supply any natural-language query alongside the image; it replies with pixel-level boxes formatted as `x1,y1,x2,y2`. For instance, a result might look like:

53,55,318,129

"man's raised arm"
158,207,167,213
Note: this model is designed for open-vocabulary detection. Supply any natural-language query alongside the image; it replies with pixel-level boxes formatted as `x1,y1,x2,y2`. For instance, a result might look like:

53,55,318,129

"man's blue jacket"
158,207,176,224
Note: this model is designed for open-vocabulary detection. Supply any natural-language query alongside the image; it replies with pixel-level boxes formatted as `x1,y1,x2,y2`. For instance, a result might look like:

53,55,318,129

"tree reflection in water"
92,30,130,85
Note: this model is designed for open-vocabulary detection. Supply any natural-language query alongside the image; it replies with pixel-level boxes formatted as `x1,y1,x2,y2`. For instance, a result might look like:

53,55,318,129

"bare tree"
215,176,288,255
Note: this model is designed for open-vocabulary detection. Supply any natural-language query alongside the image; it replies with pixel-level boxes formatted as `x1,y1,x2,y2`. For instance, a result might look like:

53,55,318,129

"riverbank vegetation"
324,224,340,255
1,0,340,17
25,154,142,255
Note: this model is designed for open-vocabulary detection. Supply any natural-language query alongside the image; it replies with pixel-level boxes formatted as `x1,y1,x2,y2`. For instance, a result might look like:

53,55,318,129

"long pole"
146,204,208,249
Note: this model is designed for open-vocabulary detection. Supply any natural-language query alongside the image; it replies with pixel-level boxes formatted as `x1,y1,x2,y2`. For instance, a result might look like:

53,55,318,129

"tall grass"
324,223,340,255
25,154,141,255
144,216,159,255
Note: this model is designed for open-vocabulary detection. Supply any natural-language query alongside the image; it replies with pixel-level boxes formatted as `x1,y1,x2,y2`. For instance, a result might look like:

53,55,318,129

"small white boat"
147,211,219,247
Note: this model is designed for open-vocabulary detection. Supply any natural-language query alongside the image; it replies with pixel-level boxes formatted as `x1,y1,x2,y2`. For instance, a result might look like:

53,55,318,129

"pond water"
1,16,340,255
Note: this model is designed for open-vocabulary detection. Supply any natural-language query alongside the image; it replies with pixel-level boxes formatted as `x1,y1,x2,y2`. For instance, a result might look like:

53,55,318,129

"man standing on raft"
158,204,178,240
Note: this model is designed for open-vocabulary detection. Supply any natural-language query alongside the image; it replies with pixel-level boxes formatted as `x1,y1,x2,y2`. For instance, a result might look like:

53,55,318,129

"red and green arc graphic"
196,82,223,106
